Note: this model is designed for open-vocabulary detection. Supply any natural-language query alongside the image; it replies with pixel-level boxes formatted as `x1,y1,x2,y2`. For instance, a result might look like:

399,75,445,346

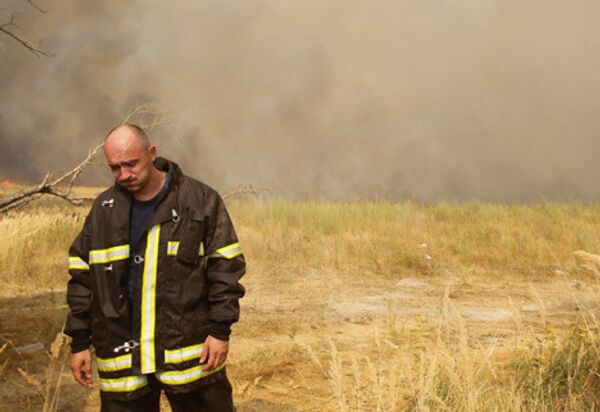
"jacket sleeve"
204,192,246,340
64,211,93,352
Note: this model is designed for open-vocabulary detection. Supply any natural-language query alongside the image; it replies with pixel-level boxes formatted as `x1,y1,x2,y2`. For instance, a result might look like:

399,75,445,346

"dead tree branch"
222,184,273,200
122,103,167,130
26,0,47,14
0,193,42,212
0,143,104,213
0,103,166,214
0,13,52,57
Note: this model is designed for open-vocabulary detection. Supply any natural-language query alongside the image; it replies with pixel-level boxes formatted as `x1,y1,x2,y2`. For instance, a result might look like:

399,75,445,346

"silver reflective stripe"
140,225,160,374
164,344,203,364
99,375,148,393
68,256,89,270
97,354,132,372
156,363,225,385
208,242,242,259
166,241,205,257
89,245,130,264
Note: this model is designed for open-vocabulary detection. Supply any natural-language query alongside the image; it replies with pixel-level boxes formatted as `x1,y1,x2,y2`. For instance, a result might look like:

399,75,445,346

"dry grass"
2,194,600,410
13,330,69,412
235,200,600,279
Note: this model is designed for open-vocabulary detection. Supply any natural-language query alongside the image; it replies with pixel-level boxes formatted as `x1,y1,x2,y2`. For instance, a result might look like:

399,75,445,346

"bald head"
103,124,161,197
105,124,151,151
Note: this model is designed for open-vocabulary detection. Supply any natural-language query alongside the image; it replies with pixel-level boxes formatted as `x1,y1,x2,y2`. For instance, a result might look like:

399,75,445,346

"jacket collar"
111,157,184,227
154,157,184,185
149,157,182,227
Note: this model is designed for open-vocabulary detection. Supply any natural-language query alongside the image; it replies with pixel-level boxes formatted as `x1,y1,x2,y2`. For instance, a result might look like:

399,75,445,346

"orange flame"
0,178,16,187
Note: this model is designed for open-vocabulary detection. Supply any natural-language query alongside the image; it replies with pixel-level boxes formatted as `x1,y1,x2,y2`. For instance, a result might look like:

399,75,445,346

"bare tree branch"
222,184,273,200
0,181,46,213
26,0,47,14
122,103,167,130
0,13,52,57
53,142,105,192
0,103,166,214
0,143,103,213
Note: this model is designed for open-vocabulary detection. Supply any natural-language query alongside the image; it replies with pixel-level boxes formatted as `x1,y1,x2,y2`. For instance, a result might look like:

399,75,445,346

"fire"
0,178,16,187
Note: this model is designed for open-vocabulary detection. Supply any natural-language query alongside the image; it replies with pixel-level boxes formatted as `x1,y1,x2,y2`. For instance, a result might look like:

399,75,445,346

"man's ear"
148,145,157,161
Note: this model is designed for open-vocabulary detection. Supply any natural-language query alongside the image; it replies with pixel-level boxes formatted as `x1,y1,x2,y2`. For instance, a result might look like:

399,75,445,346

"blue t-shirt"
127,173,169,301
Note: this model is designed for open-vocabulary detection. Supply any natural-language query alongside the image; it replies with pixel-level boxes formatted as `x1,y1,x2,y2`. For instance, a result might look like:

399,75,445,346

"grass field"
1,187,600,411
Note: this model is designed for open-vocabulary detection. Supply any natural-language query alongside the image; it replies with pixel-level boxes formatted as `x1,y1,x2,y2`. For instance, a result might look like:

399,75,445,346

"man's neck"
133,168,166,201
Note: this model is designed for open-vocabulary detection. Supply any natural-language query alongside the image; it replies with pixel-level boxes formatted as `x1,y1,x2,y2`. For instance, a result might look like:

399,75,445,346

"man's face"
104,133,156,194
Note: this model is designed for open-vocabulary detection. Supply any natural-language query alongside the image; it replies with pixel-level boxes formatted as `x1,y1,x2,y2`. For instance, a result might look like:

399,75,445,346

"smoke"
1,0,600,201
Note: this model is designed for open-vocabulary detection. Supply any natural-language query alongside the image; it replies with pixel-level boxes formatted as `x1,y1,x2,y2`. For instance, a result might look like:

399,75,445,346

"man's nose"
118,167,131,181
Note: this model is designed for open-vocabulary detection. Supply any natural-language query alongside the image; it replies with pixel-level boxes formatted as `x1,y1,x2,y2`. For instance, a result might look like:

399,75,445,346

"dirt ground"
0,291,88,411
1,266,597,411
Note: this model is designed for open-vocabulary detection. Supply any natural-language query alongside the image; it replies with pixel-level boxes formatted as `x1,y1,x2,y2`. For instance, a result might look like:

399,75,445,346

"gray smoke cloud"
1,0,600,201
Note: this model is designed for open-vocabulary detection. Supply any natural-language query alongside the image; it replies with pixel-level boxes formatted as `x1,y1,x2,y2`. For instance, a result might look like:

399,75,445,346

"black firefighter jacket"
64,157,246,400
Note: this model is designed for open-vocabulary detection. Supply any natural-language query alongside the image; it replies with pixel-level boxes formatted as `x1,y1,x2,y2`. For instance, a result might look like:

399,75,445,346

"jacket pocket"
177,209,205,265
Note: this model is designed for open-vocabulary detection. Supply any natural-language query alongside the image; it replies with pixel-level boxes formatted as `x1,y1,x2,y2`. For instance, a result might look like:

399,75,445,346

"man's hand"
70,349,92,387
200,335,229,371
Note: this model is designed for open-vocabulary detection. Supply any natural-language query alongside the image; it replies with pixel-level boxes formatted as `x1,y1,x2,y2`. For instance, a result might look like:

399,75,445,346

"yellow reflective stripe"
208,242,241,259
96,354,132,372
99,375,148,393
68,256,89,270
156,363,225,385
167,241,179,256
166,241,205,257
89,245,130,264
164,343,203,364
140,225,160,374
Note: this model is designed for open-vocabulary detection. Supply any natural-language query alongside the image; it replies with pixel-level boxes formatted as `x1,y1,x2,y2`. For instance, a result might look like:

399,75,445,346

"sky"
1,0,600,201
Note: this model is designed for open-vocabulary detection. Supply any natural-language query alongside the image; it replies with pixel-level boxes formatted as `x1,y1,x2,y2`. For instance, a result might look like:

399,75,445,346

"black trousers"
100,374,235,412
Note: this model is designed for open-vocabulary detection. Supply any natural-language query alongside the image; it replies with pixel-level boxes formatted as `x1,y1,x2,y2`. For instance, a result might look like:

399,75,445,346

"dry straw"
3,197,600,410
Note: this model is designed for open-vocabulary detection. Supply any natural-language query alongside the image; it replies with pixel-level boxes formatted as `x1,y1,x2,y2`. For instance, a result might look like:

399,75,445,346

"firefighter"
65,124,246,411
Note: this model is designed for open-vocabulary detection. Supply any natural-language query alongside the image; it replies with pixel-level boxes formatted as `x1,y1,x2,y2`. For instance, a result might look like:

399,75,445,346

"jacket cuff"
209,320,233,341
69,331,91,353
